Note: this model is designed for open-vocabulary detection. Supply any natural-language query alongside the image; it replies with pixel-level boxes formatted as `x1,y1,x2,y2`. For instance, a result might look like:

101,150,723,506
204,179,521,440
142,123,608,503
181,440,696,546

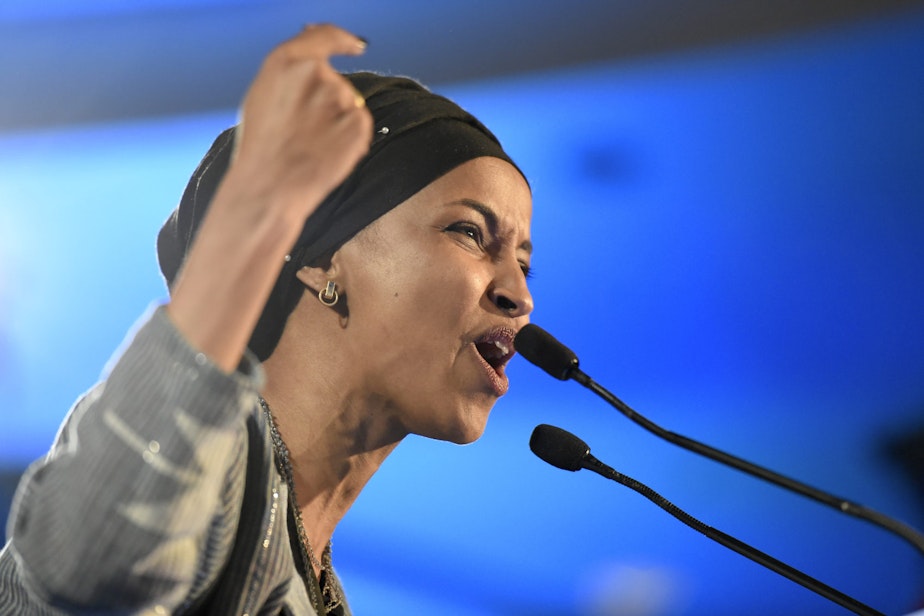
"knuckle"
343,105,372,129
265,42,296,67
304,22,336,34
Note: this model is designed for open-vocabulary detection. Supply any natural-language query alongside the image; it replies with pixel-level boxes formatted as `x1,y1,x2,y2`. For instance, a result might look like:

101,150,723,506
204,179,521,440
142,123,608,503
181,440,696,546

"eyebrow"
449,198,533,255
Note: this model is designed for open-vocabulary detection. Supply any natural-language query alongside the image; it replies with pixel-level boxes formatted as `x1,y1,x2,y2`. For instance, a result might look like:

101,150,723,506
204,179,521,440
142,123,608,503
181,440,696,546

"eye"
520,262,534,280
445,221,485,246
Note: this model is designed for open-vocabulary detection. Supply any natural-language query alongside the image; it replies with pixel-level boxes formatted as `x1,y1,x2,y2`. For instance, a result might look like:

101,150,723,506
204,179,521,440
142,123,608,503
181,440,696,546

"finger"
268,56,363,114
328,105,375,161
278,23,367,61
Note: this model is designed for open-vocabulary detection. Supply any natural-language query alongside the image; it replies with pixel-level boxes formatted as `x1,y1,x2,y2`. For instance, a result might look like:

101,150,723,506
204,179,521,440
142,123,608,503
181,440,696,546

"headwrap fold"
157,72,523,360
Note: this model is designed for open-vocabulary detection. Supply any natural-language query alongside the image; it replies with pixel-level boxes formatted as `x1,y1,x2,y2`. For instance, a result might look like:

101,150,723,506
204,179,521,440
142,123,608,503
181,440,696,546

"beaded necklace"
259,397,342,613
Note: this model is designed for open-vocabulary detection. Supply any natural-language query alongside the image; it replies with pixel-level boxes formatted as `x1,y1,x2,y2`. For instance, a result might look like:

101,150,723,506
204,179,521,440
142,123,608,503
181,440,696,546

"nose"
488,259,534,318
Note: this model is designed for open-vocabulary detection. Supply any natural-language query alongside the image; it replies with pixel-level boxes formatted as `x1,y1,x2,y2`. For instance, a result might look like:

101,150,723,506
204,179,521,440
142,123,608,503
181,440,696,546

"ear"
295,263,336,294
295,258,350,320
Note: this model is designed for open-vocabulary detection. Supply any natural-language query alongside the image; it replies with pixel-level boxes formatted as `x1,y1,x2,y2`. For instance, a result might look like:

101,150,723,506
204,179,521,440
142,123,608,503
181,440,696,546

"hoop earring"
318,281,339,307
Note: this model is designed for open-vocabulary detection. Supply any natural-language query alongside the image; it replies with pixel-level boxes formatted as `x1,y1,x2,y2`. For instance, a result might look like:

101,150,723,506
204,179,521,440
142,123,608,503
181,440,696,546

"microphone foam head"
529,424,590,472
514,324,580,381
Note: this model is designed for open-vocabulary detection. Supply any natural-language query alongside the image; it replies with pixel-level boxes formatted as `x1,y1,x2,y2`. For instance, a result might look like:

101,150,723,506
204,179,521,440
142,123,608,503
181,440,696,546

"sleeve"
4,304,265,612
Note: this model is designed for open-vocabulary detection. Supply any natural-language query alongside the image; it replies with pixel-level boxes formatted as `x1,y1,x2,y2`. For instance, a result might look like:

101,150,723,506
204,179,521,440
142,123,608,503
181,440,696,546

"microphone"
529,422,589,471
513,323,585,383
515,323,924,557
529,424,885,616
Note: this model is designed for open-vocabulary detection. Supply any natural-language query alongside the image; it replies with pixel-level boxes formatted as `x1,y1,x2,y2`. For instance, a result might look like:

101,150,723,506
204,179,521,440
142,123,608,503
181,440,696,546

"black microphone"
529,422,589,471
513,323,584,383
529,424,885,616
515,323,924,557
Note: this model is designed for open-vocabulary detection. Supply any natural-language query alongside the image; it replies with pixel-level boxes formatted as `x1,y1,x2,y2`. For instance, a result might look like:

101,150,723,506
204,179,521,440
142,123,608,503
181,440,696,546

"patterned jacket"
0,307,348,615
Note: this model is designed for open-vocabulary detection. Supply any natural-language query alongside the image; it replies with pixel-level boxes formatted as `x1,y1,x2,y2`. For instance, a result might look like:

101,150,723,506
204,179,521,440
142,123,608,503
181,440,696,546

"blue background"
1,3,923,615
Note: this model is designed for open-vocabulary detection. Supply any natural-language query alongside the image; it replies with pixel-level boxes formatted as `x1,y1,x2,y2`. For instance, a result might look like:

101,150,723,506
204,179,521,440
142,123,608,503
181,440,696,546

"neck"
260,314,407,559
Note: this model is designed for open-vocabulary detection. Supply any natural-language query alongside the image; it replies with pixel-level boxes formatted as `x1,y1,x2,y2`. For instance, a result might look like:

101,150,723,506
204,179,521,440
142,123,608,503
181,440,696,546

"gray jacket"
0,307,347,615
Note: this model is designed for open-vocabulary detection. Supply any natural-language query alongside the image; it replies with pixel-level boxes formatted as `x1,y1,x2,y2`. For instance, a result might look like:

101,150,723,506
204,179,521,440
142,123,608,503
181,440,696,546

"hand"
167,25,371,372
222,24,372,223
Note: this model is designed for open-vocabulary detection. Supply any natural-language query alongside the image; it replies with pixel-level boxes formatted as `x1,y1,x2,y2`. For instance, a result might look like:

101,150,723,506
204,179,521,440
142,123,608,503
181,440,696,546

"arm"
5,24,371,611
7,307,257,611
167,24,371,372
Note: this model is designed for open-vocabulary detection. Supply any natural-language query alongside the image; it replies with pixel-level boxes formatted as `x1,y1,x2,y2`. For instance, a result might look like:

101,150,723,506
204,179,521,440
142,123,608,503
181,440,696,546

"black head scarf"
157,72,524,361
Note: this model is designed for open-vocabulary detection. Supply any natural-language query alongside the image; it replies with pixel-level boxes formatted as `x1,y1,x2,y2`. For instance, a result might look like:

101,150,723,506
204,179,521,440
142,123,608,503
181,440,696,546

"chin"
409,394,497,444
444,424,486,446
442,405,494,445
414,407,491,445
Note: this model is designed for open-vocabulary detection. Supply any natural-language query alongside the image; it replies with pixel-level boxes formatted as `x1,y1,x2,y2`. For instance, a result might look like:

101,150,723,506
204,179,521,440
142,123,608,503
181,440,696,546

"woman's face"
334,156,533,444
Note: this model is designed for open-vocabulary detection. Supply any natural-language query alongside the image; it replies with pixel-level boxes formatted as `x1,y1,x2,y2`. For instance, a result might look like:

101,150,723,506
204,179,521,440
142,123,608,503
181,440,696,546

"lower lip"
471,344,509,397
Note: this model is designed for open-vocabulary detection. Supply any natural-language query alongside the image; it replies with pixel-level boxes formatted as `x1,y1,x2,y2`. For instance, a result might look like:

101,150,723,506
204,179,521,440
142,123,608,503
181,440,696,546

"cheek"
399,261,486,318
361,263,485,368
347,233,491,347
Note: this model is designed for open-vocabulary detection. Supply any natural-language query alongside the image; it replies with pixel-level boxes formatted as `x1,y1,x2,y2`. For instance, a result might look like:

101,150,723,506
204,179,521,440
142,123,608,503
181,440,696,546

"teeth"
480,340,509,359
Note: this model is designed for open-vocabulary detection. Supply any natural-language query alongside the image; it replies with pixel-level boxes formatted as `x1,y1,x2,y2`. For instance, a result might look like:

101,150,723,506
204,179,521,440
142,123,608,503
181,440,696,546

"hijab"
157,72,523,360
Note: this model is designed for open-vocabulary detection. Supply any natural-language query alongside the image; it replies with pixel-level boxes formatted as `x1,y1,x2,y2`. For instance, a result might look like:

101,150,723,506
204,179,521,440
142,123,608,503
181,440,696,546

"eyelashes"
446,221,484,245
444,221,533,280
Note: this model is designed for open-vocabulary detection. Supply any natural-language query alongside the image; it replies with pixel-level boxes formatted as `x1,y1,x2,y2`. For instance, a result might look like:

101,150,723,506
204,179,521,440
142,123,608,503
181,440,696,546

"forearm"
166,26,371,373
166,176,305,373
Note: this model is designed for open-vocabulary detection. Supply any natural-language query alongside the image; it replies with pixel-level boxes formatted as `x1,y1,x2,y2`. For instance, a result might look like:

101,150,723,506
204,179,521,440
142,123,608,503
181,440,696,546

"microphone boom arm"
576,368,924,557
579,451,885,616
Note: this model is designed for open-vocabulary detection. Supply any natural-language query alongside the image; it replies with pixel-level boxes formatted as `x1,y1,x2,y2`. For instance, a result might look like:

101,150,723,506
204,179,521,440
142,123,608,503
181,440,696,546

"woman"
0,24,533,615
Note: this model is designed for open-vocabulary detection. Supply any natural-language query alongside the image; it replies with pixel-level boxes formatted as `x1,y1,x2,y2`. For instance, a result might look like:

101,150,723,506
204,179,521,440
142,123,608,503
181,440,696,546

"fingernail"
356,36,369,49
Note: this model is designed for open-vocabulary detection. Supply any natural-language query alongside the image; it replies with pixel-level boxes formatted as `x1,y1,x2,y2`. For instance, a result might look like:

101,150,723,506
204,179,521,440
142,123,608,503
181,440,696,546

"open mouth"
474,328,517,374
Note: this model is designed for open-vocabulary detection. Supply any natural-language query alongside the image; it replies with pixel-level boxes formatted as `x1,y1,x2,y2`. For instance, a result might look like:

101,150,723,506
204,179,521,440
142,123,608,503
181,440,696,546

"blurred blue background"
2,2,924,614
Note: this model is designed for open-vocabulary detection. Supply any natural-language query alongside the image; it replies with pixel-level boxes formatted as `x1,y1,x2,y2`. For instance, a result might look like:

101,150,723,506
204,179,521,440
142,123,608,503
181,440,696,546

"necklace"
259,396,342,613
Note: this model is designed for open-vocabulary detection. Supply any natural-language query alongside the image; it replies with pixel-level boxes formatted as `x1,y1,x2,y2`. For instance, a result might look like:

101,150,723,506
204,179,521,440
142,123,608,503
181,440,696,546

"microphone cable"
530,423,885,616
514,323,924,557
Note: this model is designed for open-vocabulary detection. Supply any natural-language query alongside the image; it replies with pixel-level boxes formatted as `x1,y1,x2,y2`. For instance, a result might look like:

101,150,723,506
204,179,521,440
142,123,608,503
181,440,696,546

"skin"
262,156,534,571
167,25,373,372
165,24,534,578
